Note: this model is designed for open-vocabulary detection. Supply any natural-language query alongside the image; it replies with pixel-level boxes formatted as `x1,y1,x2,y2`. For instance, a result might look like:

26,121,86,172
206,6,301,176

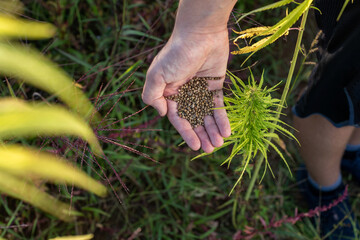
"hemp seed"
165,76,222,128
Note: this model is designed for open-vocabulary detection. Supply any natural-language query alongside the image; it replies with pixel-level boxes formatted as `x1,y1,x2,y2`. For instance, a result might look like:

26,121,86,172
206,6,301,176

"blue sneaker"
342,150,360,182
297,165,359,239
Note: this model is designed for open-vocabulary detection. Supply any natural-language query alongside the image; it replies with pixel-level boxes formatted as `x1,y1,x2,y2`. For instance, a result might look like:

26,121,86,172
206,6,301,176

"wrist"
173,0,236,34
170,27,229,51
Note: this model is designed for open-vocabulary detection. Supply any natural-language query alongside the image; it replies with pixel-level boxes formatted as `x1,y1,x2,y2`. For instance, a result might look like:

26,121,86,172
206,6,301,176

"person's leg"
293,114,354,187
294,114,359,238
341,128,360,181
347,128,360,145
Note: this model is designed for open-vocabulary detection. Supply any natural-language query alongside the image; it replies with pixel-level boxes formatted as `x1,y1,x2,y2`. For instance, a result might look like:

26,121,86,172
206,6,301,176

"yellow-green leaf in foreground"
0,170,77,221
0,98,102,155
0,15,55,39
49,234,94,240
0,43,98,120
0,145,106,197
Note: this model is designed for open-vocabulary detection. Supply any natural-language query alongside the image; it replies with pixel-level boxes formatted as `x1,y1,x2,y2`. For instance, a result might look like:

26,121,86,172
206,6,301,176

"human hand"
142,29,231,153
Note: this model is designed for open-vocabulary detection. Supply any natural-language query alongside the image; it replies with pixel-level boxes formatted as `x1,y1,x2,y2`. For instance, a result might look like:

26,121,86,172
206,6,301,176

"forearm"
174,0,237,35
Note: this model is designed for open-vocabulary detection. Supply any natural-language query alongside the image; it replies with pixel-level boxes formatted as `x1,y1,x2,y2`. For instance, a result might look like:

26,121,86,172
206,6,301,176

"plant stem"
243,8,310,203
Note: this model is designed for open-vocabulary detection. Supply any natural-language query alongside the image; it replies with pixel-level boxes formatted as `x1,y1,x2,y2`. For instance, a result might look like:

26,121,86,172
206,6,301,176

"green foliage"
194,71,297,194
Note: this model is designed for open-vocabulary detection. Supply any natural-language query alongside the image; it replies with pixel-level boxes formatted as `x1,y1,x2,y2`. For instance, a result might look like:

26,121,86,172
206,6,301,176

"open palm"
142,30,231,152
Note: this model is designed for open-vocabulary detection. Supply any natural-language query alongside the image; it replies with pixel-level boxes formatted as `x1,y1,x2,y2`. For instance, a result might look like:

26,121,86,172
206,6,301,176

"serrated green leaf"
264,138,292,177
229,147,252,195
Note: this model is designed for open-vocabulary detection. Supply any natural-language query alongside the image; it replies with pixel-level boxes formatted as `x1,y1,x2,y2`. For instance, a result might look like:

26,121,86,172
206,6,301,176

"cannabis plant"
194,71,296,194
0,0,105,221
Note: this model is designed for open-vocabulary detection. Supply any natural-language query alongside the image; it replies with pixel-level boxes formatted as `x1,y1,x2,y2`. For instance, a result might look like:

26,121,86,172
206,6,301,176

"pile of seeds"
166,76,221,128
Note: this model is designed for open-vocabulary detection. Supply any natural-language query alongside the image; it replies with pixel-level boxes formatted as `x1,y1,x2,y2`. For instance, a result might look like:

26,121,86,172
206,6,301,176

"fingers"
213,90,231,138
142,71,167,116
149,97,167,117
203,76,231,138
204,116,224,147
194,126,214,153
168,98,228,153
207,77,225,91
167,100,201,151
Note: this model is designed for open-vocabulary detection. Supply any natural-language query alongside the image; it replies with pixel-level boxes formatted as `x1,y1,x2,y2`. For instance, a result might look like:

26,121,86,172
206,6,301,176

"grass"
0,0,359,239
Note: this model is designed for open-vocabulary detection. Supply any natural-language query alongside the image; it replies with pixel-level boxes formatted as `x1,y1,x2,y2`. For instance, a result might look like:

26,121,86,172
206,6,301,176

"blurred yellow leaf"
0,145,106,197
0,15,55,39
0,170,77,221
0,43,99,120
49,234,94,240
0,97,30,110
0,98,102,155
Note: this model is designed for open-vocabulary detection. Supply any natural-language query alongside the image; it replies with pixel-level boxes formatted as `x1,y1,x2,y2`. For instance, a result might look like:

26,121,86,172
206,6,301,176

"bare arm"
175,0,237,33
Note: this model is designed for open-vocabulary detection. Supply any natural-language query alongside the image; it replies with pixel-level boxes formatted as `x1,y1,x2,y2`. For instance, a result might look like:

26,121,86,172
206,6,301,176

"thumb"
142,72,168,117
151,97,167,116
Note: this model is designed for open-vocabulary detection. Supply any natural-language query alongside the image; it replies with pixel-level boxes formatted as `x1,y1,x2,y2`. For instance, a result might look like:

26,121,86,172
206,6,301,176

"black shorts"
293,0,360,127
